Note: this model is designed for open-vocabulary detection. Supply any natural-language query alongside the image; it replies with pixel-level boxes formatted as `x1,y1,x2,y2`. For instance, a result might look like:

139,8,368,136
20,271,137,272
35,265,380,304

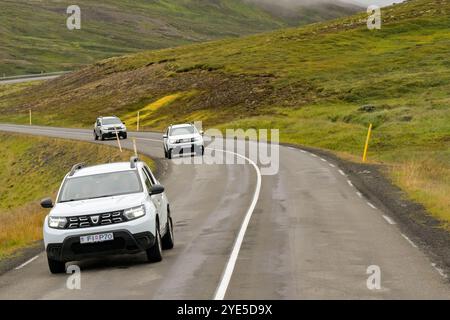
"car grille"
175,138,195,144
66,210,125,229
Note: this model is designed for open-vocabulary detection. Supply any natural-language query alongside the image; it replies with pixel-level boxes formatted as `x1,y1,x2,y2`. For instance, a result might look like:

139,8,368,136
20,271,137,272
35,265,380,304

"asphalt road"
0,123,449,299
0,73,65,85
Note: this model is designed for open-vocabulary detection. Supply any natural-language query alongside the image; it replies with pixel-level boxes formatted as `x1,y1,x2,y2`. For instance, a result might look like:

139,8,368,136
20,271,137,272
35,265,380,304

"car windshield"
58,171,142,202
170,126,195,136
102,118,121,125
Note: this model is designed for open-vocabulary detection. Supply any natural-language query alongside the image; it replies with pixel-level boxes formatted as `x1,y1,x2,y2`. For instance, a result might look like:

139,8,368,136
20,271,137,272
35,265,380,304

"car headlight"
168,138,177,144
123,205,146,220
48,216,67,229
194,136,202,142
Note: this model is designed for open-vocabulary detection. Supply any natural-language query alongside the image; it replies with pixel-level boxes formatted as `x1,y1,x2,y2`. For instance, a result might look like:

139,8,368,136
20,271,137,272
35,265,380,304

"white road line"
367,202,377,209
300,150,306,153
347,180,354,187
288,147,295,150
208,147,261,300
338,170,346,176
320,158,327,162
382,215,396,225
329,163,335,168
401,234,418,248
431,263,448,279
311,154,318,158
15,255,39,270
356,192,363,198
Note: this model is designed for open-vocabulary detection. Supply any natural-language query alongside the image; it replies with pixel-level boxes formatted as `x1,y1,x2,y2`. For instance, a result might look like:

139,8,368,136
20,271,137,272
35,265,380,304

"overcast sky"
344,0,405,6
246,0,407,9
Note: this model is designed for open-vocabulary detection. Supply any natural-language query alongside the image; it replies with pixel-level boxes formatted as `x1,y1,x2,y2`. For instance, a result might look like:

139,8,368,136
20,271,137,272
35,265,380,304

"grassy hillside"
0,0,449,224
0,132,154,259
0,0,359,75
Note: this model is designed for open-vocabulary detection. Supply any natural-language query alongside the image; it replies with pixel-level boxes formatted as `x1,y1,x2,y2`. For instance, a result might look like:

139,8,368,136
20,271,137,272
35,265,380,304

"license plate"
80,233,114,244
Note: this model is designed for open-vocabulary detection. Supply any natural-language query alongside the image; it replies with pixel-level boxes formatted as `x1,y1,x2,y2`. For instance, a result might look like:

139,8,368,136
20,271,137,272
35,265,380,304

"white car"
41,157,174,274
163,123,204,159
94,116,127,140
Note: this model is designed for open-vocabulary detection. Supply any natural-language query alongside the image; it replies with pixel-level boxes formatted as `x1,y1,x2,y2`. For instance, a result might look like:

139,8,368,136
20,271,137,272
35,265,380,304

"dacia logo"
90,215,100,224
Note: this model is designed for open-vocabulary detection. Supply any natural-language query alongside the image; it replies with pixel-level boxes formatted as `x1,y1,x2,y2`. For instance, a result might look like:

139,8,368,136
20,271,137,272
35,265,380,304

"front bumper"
46,229,155,262
101,130,127,138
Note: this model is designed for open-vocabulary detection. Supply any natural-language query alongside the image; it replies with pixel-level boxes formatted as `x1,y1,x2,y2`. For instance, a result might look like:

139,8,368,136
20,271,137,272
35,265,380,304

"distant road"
0,72,69,85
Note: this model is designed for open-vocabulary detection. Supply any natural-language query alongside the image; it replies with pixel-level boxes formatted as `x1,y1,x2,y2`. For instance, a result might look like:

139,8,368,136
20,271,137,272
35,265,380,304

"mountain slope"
1,0,449,223
0,0,360,75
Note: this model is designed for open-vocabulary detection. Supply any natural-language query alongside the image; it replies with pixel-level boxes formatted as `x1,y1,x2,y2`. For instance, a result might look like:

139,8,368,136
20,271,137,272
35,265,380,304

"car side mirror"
200,130,204,136
150,185,165,195
163,134,168,139
41,198,54,209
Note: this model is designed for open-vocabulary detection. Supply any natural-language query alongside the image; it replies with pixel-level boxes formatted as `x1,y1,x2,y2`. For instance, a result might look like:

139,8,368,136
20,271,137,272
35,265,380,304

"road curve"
0,124,449,299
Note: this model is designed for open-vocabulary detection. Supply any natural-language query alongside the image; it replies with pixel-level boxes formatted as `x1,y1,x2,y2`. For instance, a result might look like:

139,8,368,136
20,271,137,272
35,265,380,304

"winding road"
0,123,448,299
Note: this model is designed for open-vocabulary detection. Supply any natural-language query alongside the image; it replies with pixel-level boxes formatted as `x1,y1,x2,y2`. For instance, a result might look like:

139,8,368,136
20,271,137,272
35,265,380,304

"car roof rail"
130,156,140,169
69,163,86,177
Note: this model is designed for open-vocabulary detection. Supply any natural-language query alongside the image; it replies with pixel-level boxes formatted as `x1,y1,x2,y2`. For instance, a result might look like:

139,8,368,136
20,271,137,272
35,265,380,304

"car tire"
146,224,163,263
167,149,172,160
47,257,66,274
94,131,98,141
162,212,174,250
122,133,127,139
101,134,105,141
164,149,168,159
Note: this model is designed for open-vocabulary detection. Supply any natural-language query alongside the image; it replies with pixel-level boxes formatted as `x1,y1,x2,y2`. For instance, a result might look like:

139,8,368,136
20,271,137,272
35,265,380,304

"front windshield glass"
59,171,142,202
170,126,195,136
102,118,122,125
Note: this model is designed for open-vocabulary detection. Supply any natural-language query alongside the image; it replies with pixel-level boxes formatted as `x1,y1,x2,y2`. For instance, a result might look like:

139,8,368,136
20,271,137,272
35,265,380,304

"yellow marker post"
137,111,140,132
362,123,373,163
115,129,123,153
29,109,32,126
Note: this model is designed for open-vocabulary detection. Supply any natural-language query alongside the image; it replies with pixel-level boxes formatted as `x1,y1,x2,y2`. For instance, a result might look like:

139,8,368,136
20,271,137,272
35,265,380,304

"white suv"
163,123,204,159
94,116,127,140
40,157,174,274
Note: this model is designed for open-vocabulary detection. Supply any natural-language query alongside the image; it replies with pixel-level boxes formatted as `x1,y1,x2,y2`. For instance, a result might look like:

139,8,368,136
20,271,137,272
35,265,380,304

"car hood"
50,193,145,217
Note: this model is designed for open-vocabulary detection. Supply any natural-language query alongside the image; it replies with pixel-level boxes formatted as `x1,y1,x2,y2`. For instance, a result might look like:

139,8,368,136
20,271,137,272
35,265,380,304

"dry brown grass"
391,158,450,228
0,202,47,258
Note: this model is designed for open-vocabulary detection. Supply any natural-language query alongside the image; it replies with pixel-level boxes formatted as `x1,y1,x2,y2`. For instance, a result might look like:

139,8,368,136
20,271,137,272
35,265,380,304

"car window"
170,126,195,136
58,171,142,202
102,118,122,125
142,169,154,192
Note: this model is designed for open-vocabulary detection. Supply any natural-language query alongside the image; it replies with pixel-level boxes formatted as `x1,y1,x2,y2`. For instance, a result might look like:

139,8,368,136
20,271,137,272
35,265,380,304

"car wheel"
167,149,172,160
146,223,163,262
101,134,105,141
162,211,174,250
122,133,127,139
47,257,66,274
94,131,98,141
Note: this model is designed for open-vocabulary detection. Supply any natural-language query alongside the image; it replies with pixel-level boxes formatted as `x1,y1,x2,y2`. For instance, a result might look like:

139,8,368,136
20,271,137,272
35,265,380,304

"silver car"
94,116,127,141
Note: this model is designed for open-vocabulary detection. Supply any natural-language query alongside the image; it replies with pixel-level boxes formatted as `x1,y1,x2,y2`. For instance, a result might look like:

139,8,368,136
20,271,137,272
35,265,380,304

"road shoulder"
285,143,450,279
